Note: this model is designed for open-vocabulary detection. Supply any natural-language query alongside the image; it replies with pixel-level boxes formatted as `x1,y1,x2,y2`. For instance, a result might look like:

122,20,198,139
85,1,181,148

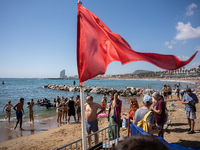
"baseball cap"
186,88,191,94
143,95,152,104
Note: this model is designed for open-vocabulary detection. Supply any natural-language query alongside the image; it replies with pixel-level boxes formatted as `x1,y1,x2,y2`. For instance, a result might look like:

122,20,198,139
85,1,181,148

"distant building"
60,70,66,78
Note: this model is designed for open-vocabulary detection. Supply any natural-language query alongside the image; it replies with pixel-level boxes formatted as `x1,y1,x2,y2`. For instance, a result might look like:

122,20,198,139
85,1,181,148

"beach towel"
108,100,122,122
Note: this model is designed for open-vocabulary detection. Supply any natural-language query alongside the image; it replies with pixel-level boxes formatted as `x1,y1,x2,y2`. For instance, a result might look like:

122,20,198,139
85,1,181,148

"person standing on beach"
68,97,76,124
167,85,172,100
162,85,168,101
13,98,24,130
108,92,122,141
27,102,34,123
134,95,160,135
30,99,34,106
151,92,166,137
101,96,107,113
56,98,63,124
84,95,105,148
62,98,69,123
75,95,81,122
175,86,180,101
182,88,199,134
2,101,13,122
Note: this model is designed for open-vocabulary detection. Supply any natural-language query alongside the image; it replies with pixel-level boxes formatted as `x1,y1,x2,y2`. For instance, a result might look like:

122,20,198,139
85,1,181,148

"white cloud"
196,45,200,51
178,55,189,61
174,22,200,40
182,41,187,44
168,45,173,49
191,62,200,67
186,3,197,17
164,41,169,46
171,40,177,44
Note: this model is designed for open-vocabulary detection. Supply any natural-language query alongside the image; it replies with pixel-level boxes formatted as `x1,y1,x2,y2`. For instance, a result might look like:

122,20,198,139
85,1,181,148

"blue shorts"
16,111,22,119
86,119,98,133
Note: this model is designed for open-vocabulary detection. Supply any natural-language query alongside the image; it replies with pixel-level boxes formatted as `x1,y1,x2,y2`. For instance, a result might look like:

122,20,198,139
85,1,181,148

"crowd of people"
2,95,82,129
2,84,199,149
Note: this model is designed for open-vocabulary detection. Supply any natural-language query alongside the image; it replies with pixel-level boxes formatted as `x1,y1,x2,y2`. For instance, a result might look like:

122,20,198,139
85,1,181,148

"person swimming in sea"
2,101,13,122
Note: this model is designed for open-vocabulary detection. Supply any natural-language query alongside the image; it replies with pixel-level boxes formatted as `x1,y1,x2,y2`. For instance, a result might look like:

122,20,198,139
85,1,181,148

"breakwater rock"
42,84,156,97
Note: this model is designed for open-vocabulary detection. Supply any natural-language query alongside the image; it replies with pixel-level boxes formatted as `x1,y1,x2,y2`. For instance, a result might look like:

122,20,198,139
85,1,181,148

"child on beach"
2,101,13,122
13,98,25,130
27,102,34,123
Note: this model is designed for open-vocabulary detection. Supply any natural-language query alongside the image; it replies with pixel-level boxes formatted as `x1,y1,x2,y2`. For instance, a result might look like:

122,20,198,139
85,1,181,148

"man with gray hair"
151,92,166,137
182,88,198,134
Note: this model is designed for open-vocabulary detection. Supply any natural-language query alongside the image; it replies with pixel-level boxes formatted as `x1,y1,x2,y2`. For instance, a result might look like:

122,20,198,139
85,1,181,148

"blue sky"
0,0,200,78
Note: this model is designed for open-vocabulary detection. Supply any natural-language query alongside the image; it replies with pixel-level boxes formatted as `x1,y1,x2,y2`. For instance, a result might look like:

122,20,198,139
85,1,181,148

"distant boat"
2,81,4,85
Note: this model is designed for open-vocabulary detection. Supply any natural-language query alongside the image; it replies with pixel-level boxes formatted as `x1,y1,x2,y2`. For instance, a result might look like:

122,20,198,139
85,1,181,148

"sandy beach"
0,78,200,150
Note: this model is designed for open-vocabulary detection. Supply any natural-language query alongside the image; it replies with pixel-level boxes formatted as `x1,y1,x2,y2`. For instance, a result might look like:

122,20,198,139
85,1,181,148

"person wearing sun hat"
133,95,160,134
182,88,199,134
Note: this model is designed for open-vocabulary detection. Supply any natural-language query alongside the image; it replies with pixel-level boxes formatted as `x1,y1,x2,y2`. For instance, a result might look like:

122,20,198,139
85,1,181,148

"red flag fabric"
77,3,198,84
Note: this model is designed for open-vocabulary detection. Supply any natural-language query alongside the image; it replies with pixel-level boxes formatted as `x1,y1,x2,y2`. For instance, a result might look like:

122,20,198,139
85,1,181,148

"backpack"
137,111,152,132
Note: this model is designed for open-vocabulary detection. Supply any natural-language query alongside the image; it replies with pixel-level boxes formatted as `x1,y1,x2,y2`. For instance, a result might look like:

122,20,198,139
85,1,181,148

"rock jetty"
42,84,156,97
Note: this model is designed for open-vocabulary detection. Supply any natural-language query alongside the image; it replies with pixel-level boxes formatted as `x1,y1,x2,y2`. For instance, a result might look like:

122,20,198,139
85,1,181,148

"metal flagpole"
80,82,87,150
78,0,86,149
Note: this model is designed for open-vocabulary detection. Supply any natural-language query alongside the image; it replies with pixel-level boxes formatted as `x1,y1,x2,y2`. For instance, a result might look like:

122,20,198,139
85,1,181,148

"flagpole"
80,82,87,150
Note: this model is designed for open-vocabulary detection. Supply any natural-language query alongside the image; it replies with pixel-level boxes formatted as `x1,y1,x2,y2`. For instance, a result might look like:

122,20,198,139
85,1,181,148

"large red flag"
77,3,198,84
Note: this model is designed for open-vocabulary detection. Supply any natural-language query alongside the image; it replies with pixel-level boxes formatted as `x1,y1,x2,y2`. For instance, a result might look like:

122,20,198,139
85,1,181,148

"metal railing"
56,123,119,150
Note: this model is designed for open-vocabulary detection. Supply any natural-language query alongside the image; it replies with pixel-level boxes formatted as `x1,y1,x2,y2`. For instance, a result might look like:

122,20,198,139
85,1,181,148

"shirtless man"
2,101,13,122
85,96,105,148
162,85,168,101
30,99,34,105
167,85,172,100
27,102,34,123
75,95,81,122
13,98,25,130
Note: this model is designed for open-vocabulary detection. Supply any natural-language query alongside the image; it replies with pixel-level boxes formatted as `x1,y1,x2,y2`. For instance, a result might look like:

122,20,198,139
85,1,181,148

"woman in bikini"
2,101,13,122
62,98,69,123
56,98,63,124
27,102,34,123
